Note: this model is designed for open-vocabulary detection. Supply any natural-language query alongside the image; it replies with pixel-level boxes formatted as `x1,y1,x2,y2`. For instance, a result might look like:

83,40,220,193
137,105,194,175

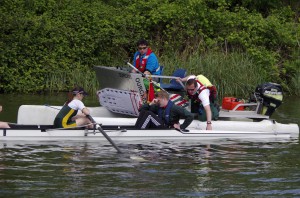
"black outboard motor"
254,82,283,116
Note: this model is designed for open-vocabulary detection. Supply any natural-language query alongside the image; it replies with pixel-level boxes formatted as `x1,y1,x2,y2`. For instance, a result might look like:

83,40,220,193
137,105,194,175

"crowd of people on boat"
131,39,219,131
0,39,219,131
51,37,219,131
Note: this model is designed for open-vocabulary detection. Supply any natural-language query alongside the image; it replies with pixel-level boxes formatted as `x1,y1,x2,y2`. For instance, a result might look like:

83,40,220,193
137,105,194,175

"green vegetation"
161,51,267,98
0,0,299,97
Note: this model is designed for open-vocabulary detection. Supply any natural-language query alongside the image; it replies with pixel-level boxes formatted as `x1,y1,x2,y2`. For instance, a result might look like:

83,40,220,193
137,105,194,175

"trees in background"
0,0,299,95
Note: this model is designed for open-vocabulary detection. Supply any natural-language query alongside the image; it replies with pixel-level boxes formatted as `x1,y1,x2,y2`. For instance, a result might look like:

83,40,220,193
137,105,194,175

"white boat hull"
9,104,298,142
0,127,295,142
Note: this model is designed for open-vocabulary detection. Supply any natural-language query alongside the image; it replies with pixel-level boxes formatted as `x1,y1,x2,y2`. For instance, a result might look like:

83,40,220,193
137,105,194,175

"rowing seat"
160,68,186,91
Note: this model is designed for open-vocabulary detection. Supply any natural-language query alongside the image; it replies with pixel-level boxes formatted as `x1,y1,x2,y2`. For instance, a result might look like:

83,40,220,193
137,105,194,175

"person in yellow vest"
179,75,219,130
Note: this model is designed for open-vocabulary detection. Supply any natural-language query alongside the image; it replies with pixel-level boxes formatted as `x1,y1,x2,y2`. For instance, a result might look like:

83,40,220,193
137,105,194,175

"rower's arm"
82,107,90,116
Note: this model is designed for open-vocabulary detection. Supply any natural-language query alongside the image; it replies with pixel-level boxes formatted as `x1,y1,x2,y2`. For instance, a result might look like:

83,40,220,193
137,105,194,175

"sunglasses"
78,91,86,96
138,47,147,50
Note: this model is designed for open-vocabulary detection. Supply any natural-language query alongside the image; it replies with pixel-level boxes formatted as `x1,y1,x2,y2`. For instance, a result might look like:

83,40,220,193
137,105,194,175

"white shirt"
198,89,210,107
68,99,86,111
187,75,210,107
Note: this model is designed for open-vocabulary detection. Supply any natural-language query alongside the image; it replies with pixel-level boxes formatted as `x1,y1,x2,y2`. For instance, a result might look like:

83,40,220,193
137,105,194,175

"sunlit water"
0,94,300,197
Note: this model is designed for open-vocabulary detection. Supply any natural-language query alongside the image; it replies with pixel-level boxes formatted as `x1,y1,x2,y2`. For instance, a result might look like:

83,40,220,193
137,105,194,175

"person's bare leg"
76,117,93,129
0,122,10,128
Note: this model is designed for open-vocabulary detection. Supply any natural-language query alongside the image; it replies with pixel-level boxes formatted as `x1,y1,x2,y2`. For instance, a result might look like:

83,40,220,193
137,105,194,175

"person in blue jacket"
132,39,161,76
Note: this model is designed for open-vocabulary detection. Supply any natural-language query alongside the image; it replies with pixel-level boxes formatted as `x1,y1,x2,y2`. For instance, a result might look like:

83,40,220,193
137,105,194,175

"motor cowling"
254,82,283,116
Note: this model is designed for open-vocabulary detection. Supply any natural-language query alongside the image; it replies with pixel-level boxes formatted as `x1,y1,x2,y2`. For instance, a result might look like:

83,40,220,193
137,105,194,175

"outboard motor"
253,82,283,116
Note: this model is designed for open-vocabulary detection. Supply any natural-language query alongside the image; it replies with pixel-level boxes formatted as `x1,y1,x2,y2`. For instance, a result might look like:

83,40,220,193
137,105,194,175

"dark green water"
0,94,299,197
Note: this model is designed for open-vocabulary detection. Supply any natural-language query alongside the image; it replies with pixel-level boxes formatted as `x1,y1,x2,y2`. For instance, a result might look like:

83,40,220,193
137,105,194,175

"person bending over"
179,75,219,130
135,90,193,130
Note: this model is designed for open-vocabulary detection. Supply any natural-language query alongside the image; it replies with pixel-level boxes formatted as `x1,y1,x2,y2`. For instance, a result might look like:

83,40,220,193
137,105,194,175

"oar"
126,62,168,92
126,62,185,89
87,115,122,153
127,61,145,76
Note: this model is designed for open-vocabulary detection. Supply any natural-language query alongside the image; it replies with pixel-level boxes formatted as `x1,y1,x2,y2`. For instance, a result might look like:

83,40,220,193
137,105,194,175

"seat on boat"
160,65,164,75
160,68,186,91
157,65,164,83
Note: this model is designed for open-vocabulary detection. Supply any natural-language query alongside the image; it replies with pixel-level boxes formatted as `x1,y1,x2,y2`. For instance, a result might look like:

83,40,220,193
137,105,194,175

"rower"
53,87,93,129
135,90,193,131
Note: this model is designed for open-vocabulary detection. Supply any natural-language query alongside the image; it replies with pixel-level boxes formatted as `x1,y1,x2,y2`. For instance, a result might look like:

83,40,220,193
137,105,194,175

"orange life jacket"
135,48,153,73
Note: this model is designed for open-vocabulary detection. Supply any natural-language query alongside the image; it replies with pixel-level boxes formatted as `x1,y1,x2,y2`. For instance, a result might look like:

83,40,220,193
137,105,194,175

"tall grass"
160,50,268,100
45,51,298,99
45,68,99,94
290,70,300,96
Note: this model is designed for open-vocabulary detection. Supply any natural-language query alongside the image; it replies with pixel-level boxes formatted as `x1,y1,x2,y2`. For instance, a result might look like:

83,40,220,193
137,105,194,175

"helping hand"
206,124,212,130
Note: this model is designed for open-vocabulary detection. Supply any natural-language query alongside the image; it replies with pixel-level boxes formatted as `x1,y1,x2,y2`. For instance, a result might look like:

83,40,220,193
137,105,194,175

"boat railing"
231,102,258,111
219,102,269,119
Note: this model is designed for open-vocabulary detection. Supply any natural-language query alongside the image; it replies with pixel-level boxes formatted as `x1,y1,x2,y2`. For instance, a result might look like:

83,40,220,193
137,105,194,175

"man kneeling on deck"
135,90,193,130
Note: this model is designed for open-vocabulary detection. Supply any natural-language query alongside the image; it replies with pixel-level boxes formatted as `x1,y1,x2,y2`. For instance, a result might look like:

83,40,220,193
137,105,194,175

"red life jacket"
187,80,217,103
135,48,153,73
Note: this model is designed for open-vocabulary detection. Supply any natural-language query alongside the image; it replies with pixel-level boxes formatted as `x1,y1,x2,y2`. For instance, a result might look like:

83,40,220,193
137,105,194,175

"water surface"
0,94,299,197
1,141,300,197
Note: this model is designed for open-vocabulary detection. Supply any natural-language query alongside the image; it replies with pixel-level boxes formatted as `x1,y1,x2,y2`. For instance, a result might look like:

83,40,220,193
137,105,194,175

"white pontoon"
0,105,298,142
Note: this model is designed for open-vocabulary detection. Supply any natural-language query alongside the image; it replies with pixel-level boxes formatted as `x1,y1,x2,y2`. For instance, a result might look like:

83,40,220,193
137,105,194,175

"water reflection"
0,140,300,197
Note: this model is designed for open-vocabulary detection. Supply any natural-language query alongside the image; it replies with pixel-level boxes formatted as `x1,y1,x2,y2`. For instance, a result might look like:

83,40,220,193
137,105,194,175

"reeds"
290,71,300,96
45,51,299,99
160,50,267,100
45,68,99,94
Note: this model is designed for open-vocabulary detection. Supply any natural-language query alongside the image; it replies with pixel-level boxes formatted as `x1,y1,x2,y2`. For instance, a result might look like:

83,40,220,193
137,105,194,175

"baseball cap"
72,87,88,96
